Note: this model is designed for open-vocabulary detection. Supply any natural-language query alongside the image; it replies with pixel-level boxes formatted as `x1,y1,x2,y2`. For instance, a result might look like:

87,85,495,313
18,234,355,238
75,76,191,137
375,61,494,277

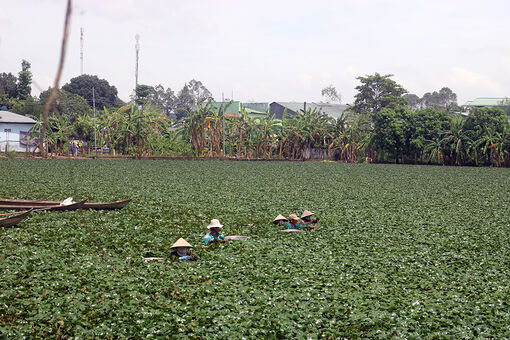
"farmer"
70,139,79,157
301,210,320,225
204,219,227,244
272,214,288,226
170,237,197,261
284,214,316,230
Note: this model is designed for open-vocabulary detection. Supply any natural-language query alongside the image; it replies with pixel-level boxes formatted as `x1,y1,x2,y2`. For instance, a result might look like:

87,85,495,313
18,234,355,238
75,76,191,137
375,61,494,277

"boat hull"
0,209,32,227
0,198,130,210
0,199,88,211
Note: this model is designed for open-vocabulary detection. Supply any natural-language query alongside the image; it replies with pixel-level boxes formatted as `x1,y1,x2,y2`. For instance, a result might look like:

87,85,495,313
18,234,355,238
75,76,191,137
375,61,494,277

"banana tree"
441,115,470,166
473,127,506,166
424,136,445,165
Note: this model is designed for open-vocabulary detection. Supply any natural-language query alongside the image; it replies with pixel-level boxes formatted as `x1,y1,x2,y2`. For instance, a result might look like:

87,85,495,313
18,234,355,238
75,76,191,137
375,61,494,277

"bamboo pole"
40,0,72,157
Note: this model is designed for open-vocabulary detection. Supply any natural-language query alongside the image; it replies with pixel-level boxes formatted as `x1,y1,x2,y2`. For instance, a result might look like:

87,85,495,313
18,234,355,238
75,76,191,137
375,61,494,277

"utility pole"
135,34,140,89
80,27,84,74
93,87,97,156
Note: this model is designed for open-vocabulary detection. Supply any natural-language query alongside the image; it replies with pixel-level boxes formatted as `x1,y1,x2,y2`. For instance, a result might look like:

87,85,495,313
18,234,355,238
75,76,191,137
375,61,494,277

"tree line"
1,61,509,166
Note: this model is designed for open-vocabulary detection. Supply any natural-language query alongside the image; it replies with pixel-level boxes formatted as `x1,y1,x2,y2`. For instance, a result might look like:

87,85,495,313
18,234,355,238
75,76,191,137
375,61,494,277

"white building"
0,110,38,153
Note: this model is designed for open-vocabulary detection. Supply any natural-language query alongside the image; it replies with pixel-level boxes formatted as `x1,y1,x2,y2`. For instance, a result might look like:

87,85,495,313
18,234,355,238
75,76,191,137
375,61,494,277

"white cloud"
501,57,510,76
32,74,54,96
446,67,506,97
3,1,510,104
297,73,314,89
345,66,358,77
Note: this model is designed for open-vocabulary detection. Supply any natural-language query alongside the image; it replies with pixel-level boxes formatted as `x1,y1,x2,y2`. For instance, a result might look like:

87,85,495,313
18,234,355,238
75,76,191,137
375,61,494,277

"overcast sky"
1,0,509,105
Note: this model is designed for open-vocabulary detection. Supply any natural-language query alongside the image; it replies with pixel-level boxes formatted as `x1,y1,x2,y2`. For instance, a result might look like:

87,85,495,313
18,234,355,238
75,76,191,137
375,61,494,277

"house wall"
0,122,38,152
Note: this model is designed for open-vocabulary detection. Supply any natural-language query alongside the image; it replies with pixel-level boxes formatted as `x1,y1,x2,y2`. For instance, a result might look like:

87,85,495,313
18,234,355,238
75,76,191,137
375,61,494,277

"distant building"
202,101,267,118
307,102,349,119
269,102,349,120
198,101,349,120
269,102,300,119
243,103,269,114
462,97,510,115
0,110,38,153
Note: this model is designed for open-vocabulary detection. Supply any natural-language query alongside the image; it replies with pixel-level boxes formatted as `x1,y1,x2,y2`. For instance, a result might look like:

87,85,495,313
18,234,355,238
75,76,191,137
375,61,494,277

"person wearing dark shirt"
273,214,289,227
170,238,197,261
300,210,320,225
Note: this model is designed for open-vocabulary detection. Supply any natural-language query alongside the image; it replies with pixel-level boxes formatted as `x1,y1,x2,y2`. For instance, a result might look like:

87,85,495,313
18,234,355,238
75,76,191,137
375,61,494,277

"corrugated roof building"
462,97,510,116
243,103,269,113
0,110,38,152
462,98,509,107
308,102,349,119
200,101,349,120
204,101,267,118
269,102,348,120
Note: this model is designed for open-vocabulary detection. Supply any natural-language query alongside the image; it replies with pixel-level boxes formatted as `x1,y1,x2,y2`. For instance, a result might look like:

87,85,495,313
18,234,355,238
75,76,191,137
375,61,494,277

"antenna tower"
135,34,140,88
80,27,84,74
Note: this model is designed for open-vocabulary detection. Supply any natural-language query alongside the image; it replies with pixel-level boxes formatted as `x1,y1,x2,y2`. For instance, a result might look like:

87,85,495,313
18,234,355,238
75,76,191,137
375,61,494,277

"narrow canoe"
224,235,250,241
143,257,165,262
0,209,32,227
0,198,130,210
0,199,88,212
82,199,131,210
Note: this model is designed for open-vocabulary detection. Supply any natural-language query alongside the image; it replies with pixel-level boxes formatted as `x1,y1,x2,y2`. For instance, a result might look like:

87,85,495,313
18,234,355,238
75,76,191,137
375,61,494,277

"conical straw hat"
289,214,300,221
171,238,193,248
273,214,288,223
207,219,223,229
301,210,314,218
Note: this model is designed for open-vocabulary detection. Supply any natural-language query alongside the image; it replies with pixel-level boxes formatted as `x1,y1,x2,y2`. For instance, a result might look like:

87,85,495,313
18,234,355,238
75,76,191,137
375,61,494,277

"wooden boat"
0,209,32,227
225,235,250,241
0,199,88,212
143,257,165,262
34,199,88,212
0,198,130,210
81,199,131,210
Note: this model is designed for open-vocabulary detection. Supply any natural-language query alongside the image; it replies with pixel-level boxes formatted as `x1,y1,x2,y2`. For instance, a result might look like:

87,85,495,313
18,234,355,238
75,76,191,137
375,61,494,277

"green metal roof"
274,102,348,118
242,105,266,115
208,101,241,115
203,101,267,118
463,98,509,107
243,103,269,113
202,101,348,119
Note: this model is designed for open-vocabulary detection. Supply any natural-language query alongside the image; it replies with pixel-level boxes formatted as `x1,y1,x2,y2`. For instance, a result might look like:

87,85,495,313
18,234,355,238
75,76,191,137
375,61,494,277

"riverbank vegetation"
2,64,510,166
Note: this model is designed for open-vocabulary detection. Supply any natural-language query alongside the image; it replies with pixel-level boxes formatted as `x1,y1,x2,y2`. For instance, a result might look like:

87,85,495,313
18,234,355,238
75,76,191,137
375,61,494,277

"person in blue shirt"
284,214,317,230
204,219,228,244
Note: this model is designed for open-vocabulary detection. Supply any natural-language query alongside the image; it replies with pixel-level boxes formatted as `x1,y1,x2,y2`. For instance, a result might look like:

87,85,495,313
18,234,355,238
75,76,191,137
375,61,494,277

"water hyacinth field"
0,159,509,338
